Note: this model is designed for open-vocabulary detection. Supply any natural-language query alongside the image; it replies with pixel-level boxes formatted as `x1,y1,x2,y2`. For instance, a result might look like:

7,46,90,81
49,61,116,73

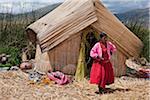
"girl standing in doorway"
90,32,116,94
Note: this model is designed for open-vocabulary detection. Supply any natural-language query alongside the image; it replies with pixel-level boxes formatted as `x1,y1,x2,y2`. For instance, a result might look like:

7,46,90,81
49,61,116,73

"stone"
1,57,7,64
20,61,32,70
140,57,148,66
62,64,76,75
125,58,141,71
10,66,19,71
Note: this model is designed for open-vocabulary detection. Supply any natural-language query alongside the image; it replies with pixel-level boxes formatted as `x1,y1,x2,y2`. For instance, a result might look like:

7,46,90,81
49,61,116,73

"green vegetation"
126,22,150,61
0,63,12,68
0,15,34,66
0,47,21,66
0,4,60,66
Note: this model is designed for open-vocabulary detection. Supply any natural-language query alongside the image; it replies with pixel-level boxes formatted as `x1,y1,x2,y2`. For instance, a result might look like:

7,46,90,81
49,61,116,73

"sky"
102,0,150,13
0,0,149,14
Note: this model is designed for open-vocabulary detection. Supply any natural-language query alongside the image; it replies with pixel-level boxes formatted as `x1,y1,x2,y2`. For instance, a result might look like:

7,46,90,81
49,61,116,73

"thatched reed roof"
27,0,143,57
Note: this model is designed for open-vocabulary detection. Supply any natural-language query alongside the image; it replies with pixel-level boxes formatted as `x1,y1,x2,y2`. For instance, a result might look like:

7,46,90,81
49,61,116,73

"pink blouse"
90,41,116,60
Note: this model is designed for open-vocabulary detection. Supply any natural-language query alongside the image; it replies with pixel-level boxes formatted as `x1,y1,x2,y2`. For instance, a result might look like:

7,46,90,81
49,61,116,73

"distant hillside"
0,3,61,22
116,8,149,28
16,3,61,20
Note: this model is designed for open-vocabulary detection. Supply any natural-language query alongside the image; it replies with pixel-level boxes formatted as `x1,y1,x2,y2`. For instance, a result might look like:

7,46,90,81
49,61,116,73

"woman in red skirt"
90,32,116,94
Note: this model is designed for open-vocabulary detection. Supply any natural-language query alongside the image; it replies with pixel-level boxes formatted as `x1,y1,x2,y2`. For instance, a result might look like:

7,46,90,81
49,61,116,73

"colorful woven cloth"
47,71,70,85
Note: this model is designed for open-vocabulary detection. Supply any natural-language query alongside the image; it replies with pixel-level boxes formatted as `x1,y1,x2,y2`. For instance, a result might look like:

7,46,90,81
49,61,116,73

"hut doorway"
84,30,100,77
75,28,100,81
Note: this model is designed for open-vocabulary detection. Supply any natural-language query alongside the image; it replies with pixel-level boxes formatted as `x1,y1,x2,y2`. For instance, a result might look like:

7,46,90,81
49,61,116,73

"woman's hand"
93,56,104,62
100,57,104,60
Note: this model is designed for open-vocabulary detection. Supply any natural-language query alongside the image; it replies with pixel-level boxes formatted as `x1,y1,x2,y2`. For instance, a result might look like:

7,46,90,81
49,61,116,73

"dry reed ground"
0,70,149,100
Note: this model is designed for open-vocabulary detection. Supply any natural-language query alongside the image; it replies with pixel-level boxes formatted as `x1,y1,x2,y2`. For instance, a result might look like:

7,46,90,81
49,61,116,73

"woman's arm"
90,43,99,59
108,41,116,53
90,42,103,60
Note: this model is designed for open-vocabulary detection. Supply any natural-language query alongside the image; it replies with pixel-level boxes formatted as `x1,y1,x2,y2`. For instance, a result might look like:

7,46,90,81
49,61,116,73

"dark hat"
100,32,107,38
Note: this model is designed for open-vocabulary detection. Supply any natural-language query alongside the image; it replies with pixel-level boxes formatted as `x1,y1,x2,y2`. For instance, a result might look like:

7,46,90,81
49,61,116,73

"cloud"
101,0,149,13
102,0,147,2
0,0,148,14
0,3,13,13
0,0,65,13
0,2,49,13
0,0,64,3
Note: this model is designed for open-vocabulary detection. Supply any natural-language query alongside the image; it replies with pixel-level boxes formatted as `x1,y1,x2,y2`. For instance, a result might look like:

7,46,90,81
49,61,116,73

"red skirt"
90,60,114,88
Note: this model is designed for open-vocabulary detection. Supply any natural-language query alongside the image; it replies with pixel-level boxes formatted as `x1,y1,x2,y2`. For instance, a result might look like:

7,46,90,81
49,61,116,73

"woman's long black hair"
100,32,107,39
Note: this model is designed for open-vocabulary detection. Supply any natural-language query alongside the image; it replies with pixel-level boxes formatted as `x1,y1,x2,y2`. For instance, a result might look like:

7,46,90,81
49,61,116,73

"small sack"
20,61,32,70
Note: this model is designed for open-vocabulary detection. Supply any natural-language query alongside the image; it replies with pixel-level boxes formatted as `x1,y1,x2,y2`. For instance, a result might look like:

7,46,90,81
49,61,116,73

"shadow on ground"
104,88,131,94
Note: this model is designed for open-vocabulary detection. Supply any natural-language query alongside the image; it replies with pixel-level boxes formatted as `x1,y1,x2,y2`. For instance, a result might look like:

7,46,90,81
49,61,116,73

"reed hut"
26,0,143,77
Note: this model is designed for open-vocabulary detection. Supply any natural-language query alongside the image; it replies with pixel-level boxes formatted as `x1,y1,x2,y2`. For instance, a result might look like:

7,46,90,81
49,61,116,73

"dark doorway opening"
85,31,99,77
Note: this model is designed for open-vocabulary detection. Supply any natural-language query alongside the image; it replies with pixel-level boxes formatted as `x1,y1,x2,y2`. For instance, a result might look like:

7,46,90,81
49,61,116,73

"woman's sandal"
95,91,100,94
95,90,106,94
